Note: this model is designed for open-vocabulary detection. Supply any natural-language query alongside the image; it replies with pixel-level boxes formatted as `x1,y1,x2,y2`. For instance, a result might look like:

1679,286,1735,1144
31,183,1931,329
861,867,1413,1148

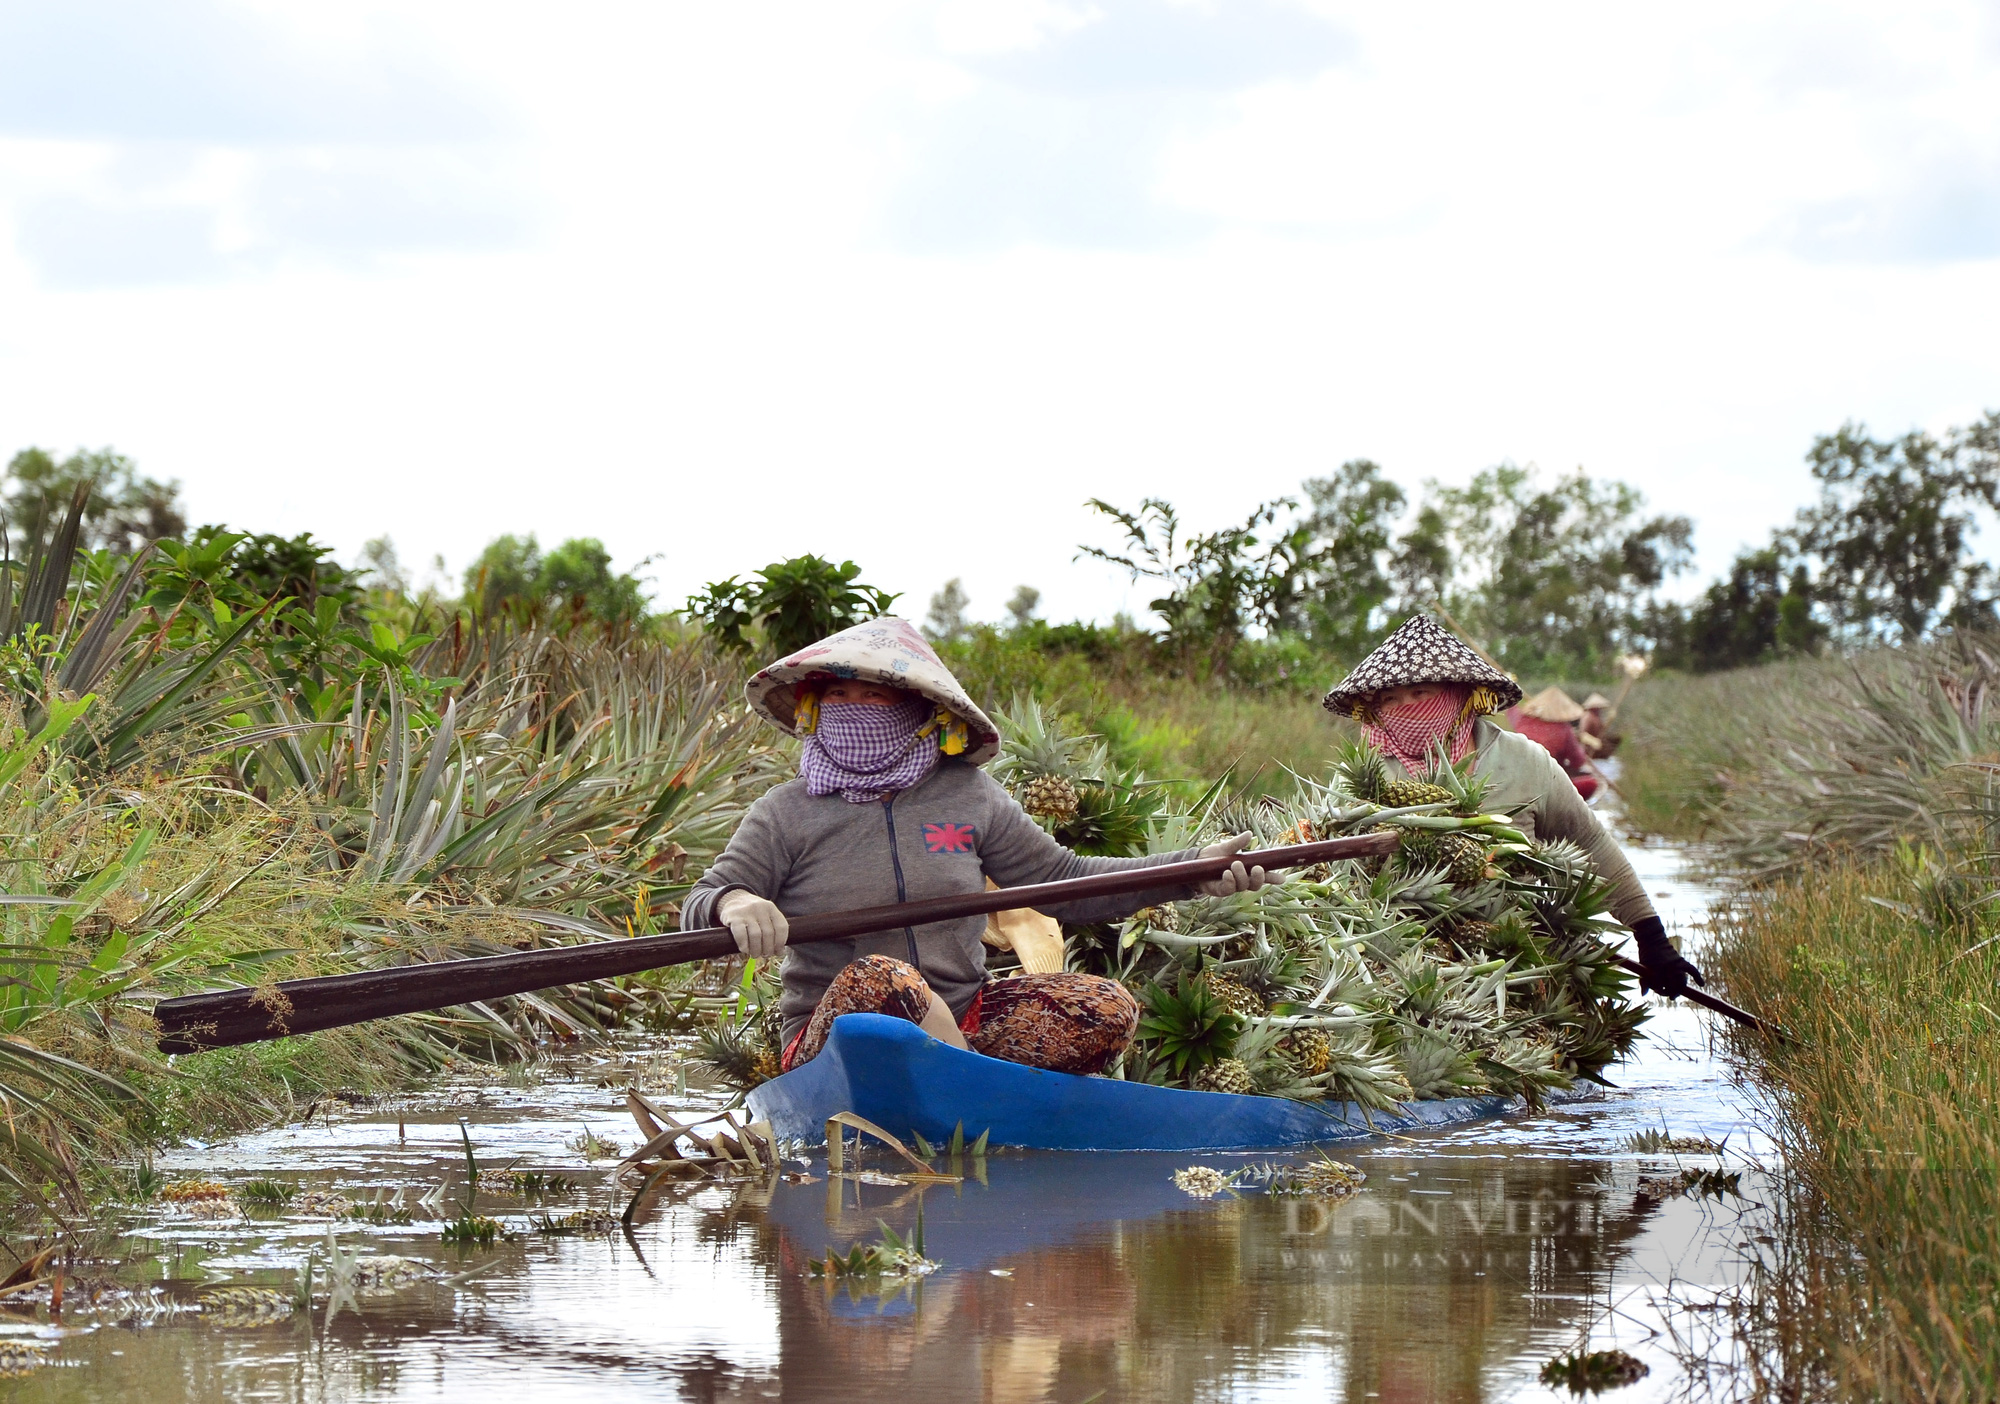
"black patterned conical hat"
1322,615,1522,718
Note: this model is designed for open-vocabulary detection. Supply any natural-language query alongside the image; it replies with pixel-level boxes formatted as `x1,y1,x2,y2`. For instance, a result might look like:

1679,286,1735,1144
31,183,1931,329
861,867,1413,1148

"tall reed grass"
1714,862,2000,1400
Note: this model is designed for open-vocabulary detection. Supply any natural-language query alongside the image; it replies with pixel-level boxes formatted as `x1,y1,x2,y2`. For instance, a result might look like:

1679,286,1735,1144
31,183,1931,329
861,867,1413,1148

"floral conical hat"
745,616,1002,765
1322,614,1523,718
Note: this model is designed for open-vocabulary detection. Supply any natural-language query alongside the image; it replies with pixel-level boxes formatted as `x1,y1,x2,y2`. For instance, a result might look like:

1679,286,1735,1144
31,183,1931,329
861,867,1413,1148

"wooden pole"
153,831,1401,1055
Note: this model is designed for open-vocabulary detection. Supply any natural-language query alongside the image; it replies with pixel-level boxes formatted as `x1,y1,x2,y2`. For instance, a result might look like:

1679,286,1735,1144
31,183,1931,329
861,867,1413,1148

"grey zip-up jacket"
681,760,1202,1044
1386,717,1656,928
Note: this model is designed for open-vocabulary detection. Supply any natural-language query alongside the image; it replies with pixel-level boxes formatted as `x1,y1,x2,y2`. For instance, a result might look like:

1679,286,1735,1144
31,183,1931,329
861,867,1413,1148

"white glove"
717,890,789,960
1197,832,1267,897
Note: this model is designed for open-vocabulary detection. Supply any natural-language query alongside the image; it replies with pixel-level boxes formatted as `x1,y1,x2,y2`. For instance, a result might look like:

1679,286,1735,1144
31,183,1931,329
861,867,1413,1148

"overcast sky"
2,0,1998,625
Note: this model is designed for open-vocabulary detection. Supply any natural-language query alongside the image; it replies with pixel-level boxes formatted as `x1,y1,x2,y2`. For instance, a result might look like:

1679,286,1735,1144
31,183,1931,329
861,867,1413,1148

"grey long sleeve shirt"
1385,717,1656,929
681,760,1201,1044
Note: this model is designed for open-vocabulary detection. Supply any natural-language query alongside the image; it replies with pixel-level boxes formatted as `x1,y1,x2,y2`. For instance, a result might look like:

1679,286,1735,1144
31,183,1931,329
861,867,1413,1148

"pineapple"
1283,1027,1334,1076
1285,1157,1366,1197
1202,970,1265,1019
694,1019,779,1091
1394,830,1442,871
1381,778,1455,809
1192,1058,1255,1095
1134,904,1182,933
1439,832,1491,886
1020,773,1081,823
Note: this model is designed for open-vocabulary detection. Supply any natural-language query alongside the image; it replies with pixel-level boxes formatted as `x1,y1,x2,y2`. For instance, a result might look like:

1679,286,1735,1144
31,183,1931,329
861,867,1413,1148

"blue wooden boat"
747,1013,1579,1152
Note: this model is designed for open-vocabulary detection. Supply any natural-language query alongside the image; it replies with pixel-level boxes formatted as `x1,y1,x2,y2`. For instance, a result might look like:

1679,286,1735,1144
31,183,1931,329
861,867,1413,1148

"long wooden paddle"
1613,954,1787,1041
152,832,1400,1055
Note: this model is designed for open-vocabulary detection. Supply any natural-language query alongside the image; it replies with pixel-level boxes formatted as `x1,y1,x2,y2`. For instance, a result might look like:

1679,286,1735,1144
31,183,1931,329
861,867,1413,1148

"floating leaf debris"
1539,1347,1649,1392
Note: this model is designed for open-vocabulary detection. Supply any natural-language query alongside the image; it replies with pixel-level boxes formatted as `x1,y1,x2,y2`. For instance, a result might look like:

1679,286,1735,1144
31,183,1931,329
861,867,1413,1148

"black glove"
1632,916,1704,999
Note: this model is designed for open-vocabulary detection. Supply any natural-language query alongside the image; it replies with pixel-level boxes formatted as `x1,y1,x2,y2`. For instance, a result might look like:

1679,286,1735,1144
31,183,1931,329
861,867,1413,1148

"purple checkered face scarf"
799,694,940,803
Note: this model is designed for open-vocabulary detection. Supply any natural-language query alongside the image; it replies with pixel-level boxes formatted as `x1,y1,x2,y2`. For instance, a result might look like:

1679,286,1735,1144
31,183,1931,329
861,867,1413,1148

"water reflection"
757,1147,1691,1404
6,1132,1760,1404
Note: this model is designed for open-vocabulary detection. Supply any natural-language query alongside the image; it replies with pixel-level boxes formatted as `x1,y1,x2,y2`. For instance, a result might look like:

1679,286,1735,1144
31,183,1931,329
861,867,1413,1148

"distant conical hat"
1581,692,1613,710
1519,686,1586,723
1322,615,1523,718
745,616,1001,765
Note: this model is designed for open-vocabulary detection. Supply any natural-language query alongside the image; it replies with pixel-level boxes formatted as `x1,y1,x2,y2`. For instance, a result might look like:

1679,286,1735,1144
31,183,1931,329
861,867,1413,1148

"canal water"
3,814,1774,1402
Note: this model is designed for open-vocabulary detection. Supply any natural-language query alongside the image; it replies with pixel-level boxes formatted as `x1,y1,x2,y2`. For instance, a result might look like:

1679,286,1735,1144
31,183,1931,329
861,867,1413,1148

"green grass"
1713,860,2000,1399
1596,638,2000,1395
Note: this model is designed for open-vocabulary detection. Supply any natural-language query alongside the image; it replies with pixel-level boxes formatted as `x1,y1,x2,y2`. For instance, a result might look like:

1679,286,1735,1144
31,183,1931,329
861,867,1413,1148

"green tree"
924,578,972,643
1078,496,1314,668
465,534,543,615
687,556,899,658
1005,585,1041,629
1297,459,1406,656
1662,411,2000,671
537,537,647,625
1658,547,1825,671
464,534,648,626
1795,415,2000,644
1415,465,1693,675
357,536,410,595
4,446,185,553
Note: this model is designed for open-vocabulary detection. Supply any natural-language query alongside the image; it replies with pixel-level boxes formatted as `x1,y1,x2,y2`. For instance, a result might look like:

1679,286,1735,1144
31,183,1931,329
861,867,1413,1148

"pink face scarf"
1364,684,1476,772
799,695,940,803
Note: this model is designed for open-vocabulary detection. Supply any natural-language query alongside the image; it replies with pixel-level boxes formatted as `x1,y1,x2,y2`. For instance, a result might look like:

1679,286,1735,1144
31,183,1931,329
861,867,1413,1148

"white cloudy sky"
2,0,1998,623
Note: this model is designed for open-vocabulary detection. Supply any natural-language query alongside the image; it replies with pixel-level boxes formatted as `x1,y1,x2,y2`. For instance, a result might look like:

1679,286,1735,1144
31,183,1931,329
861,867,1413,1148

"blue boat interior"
747,1013,1568,1152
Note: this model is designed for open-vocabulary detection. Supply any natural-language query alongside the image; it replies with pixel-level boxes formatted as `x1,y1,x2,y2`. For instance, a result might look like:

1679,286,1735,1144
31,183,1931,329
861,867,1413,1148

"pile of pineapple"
994,702,1649,1111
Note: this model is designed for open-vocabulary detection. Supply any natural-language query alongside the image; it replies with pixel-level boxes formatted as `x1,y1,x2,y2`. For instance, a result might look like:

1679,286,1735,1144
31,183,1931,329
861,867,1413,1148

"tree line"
8,409,1999,677
929,410,2000,677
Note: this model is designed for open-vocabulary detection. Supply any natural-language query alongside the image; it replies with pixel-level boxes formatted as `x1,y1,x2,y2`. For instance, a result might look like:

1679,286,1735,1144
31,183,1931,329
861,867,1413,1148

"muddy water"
3,819,1772,1402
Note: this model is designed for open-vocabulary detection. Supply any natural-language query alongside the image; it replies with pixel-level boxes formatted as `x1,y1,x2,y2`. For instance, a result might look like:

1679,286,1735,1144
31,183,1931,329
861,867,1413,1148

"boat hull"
746,1013,1561,1151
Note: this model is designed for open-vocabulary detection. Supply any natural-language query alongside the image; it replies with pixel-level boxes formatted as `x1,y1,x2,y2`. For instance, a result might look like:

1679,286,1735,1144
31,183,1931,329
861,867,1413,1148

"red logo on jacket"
923,822,977,854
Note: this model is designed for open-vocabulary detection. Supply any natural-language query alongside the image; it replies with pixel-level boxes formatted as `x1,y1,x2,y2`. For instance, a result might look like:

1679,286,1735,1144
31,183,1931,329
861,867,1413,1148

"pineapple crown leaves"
1474,1037,1571,1108
1395,1025,1490,1099
1332,740,1389,805
1230,1019,1332,1101
1412,737,1493,813
1134,971,1244,1078
990,696,1108,787
691,1019,778,1092
1315,1032,1416,1110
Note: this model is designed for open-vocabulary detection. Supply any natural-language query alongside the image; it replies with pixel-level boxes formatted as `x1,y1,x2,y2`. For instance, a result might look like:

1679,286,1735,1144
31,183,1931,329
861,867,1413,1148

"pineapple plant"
1333,741,1390,803
1192,1058,1255,1095
1438,831,1491,886
993,697,1098,825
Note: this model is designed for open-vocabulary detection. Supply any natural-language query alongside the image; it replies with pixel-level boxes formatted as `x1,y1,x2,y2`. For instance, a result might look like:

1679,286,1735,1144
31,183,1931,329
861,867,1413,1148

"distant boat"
748,1013,1584,1151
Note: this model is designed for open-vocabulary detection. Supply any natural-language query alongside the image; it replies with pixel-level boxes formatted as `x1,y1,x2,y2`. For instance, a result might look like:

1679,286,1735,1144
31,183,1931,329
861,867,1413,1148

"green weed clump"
1714,861,2000,1398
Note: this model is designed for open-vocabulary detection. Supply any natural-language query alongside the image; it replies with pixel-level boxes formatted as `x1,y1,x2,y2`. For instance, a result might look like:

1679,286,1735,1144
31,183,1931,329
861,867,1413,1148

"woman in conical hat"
684,617,1267,1074
1324,616,1703,999
1578,692,1615,754
1507,685,1598,798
